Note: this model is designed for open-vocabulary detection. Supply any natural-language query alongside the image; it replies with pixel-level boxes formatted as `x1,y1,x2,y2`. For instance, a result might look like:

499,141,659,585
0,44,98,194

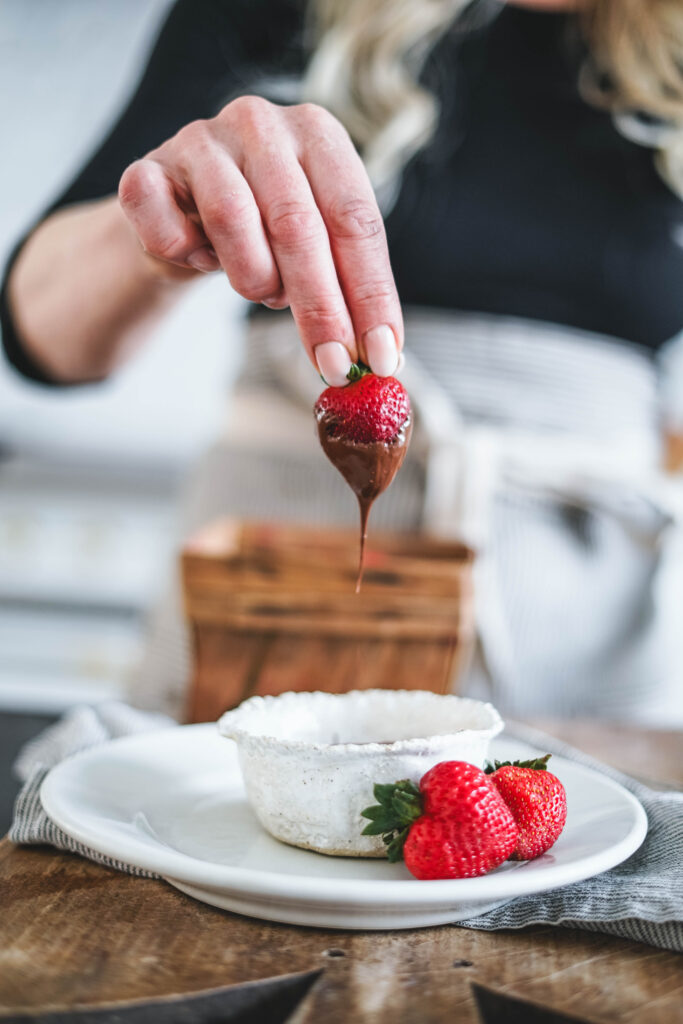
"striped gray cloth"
10,703,173,878
9,702,682,952
459,720,683,952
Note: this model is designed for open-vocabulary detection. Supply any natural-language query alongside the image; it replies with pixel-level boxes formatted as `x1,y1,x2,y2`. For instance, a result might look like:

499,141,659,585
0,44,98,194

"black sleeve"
0,0,305,386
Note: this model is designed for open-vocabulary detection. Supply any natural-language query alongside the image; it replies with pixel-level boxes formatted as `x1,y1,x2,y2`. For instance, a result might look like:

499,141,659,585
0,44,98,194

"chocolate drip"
316,416,413,590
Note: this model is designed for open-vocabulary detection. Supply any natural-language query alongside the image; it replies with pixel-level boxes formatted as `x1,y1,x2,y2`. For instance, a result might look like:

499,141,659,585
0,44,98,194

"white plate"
41,724,647,930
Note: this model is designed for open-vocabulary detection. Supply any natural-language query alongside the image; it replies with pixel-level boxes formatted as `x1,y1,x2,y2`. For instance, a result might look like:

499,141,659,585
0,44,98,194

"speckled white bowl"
218,690,503,857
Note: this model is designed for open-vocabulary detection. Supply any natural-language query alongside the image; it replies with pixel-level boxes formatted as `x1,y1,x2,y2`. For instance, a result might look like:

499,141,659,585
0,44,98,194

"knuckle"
118,161,152,209
347,279,397,307
294,104,349,148
175,119,210,149
201,193,255,234
326,197,384,241
146,232,187,263
295,102,335,129
225,94,273,125
295,301,347,331
266,199,322,248
173,119,214,164
179,118,209,141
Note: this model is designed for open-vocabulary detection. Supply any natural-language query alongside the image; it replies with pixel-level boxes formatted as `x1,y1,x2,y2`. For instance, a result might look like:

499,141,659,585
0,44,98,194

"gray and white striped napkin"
10,703,173,878
458,721,683,952
9,703,683,952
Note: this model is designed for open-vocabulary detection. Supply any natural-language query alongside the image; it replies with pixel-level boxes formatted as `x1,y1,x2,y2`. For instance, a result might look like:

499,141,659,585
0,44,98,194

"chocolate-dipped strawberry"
314,363,412,591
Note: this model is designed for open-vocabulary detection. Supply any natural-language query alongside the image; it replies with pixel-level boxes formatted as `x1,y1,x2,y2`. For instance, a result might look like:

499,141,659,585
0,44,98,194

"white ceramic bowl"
218,689,503,857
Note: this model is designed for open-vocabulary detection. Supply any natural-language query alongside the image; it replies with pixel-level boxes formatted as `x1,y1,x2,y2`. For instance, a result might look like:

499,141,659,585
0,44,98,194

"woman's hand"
118,97,403,386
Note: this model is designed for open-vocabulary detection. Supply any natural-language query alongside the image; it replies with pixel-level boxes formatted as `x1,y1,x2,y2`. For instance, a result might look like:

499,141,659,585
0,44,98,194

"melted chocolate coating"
316,415,413,590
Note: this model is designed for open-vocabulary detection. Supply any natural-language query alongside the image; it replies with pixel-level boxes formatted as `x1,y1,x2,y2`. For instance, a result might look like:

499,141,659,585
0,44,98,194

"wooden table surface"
1,720,681,1024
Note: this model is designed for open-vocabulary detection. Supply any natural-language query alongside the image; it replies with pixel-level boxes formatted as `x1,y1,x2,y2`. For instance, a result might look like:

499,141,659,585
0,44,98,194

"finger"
297,109,403,377
118,159,215,269
186,148,283,303
242,140,358,374
261,288,290,310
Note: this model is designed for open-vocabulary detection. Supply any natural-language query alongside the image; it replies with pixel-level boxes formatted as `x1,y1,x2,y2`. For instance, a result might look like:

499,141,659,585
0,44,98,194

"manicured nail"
315,341,353,387
364,324,399,376
187,247,220,272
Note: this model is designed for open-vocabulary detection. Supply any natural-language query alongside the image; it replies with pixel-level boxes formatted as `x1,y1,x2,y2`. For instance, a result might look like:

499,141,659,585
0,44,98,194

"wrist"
8,195,200,383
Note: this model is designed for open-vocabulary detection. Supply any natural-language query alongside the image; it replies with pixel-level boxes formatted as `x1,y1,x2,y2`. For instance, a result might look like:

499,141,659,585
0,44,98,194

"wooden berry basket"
181,519,475,723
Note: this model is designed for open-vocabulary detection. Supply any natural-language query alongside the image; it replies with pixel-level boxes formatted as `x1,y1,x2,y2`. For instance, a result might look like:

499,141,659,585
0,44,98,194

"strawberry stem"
360,779,422,862
346,361,372,383
484,754,552,774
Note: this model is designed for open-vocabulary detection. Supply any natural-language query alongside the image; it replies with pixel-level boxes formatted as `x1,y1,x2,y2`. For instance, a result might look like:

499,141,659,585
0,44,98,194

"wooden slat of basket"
185,519,473,564
185,592,467,638
183,522,473,594
182,519,475,723
186,628,461,723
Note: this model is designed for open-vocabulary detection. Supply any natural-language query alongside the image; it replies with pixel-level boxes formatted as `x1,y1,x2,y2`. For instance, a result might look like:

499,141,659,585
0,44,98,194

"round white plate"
41,724,646,930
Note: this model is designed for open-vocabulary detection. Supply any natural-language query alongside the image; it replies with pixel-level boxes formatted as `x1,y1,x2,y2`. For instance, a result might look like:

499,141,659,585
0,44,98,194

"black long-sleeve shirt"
2,0,682,385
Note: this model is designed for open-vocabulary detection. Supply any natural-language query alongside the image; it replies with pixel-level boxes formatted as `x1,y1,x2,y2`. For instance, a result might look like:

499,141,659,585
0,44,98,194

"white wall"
0,0,244,470
0,1,245,711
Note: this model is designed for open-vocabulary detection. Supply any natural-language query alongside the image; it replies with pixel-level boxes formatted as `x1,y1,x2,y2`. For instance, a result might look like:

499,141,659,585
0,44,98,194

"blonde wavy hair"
302,0,683,200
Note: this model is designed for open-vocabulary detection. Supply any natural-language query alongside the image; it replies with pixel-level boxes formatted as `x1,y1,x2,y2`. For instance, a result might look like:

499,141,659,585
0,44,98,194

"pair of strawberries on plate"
362,756,568,880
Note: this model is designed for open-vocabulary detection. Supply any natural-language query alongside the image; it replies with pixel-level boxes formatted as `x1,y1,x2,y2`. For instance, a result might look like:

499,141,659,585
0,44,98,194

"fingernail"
315,341,353,387
364,324,399,376
396,351,405,374
187,247,220,273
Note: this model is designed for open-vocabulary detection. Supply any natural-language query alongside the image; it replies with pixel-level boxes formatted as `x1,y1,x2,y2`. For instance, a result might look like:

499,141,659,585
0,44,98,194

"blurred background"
0,0,247,821
2,1,683,829
0,0,247,717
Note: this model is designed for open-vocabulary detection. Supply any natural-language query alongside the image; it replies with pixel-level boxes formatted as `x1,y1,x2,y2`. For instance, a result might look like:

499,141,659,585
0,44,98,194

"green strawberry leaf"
392,780,421,799
361,820,393,836
346,361,372,383
360,779,423,861
360,806,390,822
386,826,411,863
392,790,422,822
361,811,399,835
484,754,552,774
373,782,400,804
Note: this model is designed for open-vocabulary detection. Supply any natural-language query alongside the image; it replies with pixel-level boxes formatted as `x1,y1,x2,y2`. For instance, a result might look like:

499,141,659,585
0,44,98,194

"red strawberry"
360,761,518,880
485,754,567,861
314,363,412,590
314,366,411,444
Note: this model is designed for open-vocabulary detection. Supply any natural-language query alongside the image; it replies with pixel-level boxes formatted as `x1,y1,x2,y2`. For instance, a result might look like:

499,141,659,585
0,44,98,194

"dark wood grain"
1,841,681,1024
0,722,680,1023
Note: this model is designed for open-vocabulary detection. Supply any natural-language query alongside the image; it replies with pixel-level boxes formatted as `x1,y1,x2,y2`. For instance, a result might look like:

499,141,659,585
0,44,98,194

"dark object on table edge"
0,970,322,1024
